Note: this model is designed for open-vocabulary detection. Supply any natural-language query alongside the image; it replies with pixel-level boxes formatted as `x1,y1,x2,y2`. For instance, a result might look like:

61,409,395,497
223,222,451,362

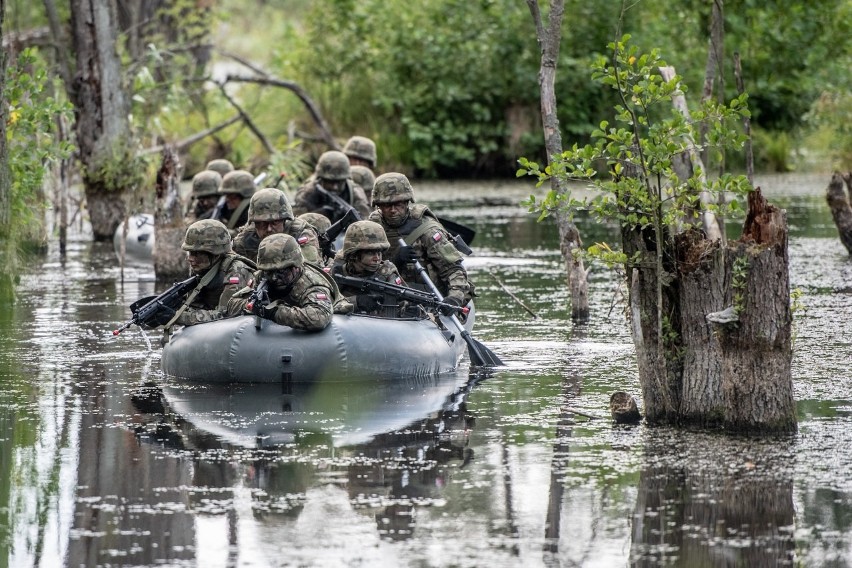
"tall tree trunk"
152,146,188,280
0,0,14,305
527,0,589,321
68,0,133,241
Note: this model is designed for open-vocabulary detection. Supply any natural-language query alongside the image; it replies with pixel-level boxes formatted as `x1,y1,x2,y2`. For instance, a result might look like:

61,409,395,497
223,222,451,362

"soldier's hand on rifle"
394,245,418,265
439,296,462,317
354,293,383,312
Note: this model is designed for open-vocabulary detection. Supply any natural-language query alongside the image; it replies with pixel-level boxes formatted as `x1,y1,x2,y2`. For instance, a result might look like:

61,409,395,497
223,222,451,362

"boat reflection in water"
130,368,488,551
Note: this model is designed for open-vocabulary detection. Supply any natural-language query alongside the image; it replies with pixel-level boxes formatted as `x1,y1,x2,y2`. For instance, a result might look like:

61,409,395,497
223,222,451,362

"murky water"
1,173,850,567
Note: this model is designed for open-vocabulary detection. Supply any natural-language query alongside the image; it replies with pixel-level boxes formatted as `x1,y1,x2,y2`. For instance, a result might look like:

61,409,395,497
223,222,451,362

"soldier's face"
348,157,371,168
267,266,301,289
255,219,284,240
319,178,345,193
198,196,219,210
225,193,242,210
377,200,409,226
186,250,213,274
358,250,382,272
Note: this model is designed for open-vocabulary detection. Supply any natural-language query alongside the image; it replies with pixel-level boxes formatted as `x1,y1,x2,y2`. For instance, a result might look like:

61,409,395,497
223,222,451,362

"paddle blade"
462,331,504,367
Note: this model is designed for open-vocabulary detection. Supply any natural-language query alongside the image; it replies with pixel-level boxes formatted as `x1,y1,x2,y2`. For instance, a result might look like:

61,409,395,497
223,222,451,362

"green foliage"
5,50,74,242
752,127,794,173
522,36,753,267
731,255,750,315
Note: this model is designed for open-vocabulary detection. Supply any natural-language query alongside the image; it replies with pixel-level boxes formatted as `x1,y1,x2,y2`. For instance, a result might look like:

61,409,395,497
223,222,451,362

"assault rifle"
244,278,270,329
317,209,359,259
332,273,468,316
315,183,362,223
113,275,199,335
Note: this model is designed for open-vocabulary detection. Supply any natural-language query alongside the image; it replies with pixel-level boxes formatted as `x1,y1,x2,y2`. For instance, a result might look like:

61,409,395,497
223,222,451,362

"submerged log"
825,171,852,255
152,146,188,280
609,391,642,424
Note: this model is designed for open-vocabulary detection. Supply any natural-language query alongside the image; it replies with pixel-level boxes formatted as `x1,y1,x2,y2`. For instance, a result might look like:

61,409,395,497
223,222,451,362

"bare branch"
216,82,276,154
141,114,242,156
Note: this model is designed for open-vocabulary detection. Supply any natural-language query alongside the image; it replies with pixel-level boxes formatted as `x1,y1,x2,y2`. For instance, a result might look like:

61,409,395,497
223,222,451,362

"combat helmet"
350,165,376,193
249,188,294,222
342,220,390,258
342,136,377,168
191,170,222,198
257,233,304,271
371,172,415,205
315,151,350,181
298,212,332,234
219,170,257,198
182,219,232,255
206,158,235,177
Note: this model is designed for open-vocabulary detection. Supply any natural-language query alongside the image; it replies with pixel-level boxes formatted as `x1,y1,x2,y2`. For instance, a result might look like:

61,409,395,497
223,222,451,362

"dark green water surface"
1,173,850,567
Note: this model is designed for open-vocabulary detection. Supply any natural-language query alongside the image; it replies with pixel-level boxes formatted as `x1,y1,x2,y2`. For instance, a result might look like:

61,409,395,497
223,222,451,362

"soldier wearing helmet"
164,219,254,329
342,136,377,169
331,221,406,316
233,188,322,265
227,233,343,331
214,169,257,234
184,170,223,225
292,150,371,223
369,172,473,310
350,165,376,204
205,158,235,178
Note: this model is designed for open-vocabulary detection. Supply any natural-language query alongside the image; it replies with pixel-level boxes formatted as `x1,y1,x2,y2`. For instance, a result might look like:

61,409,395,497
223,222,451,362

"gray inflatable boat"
160,308,475,384
113,213,155,265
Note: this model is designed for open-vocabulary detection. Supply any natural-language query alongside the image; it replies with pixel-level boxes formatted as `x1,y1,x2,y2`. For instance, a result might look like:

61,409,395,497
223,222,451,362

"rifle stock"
113,275,199,335
315,183,362,222
318,209,359,259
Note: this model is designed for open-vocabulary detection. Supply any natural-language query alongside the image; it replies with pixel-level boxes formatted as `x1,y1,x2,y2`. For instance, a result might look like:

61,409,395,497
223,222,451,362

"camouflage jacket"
226,263,343,331
232,218,322,266
369,204,472,304
292,178,372,223
174,254,255,326
331,258,405,316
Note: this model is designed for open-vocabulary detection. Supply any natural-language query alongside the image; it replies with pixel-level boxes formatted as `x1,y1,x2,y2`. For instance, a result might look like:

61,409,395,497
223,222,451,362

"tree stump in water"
153,146,188,280
610,391,641,424
825,171,852,255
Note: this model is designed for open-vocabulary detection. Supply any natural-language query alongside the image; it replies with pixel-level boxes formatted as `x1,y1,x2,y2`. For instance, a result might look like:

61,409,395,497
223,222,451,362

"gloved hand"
439,296,462,316
354,293,383,312
394,245,418,265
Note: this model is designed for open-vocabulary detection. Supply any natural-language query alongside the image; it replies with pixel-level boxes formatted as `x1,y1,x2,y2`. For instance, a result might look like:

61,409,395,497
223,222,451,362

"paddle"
437,216,475,246
398,238,503,367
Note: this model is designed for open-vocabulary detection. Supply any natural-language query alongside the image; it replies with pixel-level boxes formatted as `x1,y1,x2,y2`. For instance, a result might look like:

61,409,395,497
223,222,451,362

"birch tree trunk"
68,0,133,241
527,0,589,321
0,0,13,305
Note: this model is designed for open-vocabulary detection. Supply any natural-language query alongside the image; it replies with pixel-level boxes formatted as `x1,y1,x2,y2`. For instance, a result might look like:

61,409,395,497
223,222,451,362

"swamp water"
0,173,850,567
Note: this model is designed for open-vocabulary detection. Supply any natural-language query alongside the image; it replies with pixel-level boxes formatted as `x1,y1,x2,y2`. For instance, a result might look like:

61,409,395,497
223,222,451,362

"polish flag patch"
298,236,309,245
394,277,402,285
323,267,331,273
315,293,329,301
228,276,241,284
432,232,442,242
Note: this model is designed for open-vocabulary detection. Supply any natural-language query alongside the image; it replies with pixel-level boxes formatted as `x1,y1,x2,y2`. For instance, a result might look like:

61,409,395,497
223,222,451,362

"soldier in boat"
292,150,371,223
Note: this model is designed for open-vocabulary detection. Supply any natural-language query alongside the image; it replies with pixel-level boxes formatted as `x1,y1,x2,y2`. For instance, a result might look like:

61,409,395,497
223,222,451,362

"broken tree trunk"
825,171,852,255
153,147,188,280
628,187,796,432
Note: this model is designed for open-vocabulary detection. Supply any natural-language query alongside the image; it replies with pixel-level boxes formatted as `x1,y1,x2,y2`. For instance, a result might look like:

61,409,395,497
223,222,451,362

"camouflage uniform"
172,219,254,327
293,151,371,222
331,220,405,316
216,170,257,235
369,173,472,306
232,187,321,265
184,170,222,225
227,234,343,331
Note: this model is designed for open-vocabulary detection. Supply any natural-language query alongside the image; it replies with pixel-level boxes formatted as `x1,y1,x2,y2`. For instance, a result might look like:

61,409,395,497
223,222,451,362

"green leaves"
521,37,754,267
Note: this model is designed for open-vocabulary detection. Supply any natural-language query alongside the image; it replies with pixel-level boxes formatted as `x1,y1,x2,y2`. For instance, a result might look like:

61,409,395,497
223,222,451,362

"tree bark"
825,171,852,255
152,146,188,280
68,0,133,241
630,187,796,432
526,0,589,322
0,0,13,305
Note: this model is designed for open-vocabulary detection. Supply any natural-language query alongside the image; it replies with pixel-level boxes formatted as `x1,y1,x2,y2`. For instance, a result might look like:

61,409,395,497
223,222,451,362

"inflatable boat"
160,308,475,384
113,214,155,264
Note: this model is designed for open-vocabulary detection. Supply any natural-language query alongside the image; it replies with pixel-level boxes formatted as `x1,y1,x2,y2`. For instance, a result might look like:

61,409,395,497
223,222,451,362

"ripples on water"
2,174,851,567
